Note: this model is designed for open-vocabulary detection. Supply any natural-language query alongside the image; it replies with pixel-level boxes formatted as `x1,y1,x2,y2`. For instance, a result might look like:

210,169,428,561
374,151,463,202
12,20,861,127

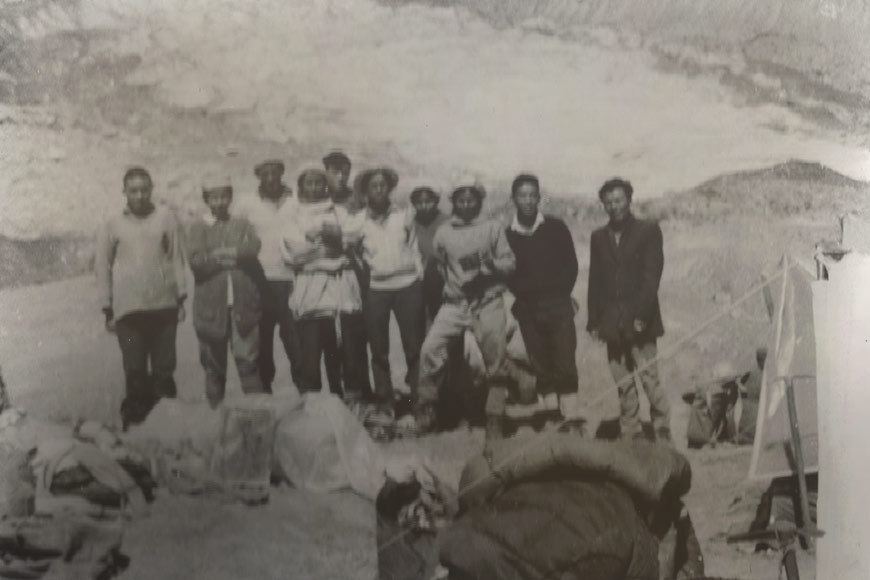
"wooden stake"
785,377,814,551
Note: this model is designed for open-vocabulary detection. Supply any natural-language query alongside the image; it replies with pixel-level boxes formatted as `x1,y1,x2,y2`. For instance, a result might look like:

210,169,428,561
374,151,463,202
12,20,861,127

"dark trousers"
321,322,344,395
422,264,444,327
198,310,264,407
115,308,178,427
258,280,301,391
421,266,476,425
364,281,425,404
296,313,372,399
514,297,578,397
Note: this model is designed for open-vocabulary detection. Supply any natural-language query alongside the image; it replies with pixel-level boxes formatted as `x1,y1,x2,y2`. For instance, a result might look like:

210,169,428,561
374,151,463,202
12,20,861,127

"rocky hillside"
2,0,867,289
383,0,870,131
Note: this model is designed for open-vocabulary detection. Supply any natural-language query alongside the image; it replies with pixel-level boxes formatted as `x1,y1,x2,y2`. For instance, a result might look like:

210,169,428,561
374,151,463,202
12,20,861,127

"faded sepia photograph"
1,1,868,579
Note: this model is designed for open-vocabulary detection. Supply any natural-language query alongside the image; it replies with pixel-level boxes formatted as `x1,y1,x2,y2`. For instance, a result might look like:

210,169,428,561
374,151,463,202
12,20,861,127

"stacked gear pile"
684,356,764,449
0,516,128,580
128,395,289,506
0,413,154,579
376,463,457,580
438,434,705,580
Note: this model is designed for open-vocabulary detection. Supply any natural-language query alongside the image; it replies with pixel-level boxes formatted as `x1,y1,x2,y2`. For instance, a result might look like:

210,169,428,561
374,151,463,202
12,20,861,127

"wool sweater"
359,206,422,291
432,215,516,305
95,204,187,320
232,190,297,281
506,215,578,306
414,211,450,269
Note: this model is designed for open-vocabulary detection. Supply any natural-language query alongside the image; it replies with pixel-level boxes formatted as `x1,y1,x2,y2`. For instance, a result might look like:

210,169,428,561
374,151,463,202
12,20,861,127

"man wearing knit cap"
505,174,579,421
416,185,516,438
188,173,265,407
233,158,301,392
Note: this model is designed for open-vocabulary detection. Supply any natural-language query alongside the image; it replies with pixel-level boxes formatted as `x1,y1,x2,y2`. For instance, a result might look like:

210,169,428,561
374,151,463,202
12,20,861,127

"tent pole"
785,377,813,551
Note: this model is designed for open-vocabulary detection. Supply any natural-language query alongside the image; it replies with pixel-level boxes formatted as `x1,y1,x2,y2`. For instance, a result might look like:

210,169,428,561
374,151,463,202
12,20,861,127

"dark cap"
322,151,352,170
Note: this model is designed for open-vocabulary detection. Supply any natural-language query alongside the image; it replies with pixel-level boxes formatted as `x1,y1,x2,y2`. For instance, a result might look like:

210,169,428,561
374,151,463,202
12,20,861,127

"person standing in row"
324,151,366,214
233,160,301,393
416,185,516,438
324,151,369,396
505,174,580,419
410,186,450,325
356,168,424,418
587,178,671,441
187,176,265,407
282,169,371,400
96,167,187,430
410,186,469,429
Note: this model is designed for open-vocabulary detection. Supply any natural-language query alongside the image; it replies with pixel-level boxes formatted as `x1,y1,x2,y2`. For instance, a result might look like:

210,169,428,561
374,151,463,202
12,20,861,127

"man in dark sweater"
506,174,579,418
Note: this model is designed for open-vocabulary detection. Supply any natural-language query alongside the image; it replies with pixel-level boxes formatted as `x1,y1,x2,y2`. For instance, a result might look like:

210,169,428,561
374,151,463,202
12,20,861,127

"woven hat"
354,167,399,194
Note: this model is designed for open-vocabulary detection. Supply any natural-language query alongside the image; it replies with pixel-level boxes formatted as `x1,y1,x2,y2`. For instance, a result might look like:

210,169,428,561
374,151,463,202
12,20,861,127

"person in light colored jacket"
356,168,424,418
95,167,187,430
232,159,301,392
281,169,371,400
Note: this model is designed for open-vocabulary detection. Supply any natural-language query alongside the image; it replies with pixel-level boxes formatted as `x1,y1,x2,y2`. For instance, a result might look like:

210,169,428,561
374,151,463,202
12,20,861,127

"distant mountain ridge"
512,159,868,231
648,159,869,222
2,159,864,289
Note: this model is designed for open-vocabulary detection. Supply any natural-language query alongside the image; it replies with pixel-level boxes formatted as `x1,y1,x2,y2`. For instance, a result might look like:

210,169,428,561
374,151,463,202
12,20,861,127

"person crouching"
187,175,265,408
281,169,371,401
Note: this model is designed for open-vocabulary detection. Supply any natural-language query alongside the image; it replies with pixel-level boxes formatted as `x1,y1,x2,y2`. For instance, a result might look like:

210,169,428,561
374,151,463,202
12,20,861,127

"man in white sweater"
356,168,424,419
280,169,371,400
232,160,300,392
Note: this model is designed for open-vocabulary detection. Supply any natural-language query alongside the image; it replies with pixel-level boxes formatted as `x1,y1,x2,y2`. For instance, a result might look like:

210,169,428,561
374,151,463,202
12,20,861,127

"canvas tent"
749,256,818,480
813,251,870,579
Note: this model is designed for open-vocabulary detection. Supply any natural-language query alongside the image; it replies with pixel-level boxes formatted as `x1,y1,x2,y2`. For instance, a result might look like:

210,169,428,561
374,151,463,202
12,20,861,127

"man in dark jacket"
506,174,579,418
187,175,265,407
587,178,671,441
